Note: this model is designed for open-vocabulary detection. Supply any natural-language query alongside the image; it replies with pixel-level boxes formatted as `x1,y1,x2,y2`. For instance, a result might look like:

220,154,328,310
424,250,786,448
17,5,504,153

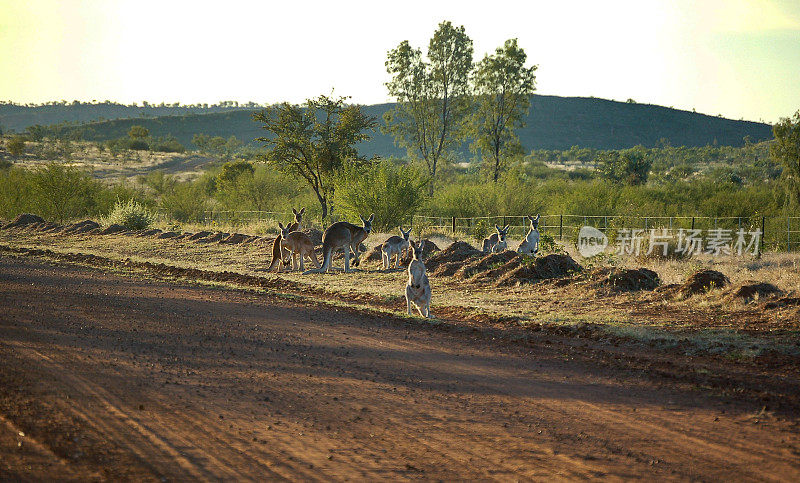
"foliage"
104,198,155,230
128,125,150,139
150,135,185,153
253,94,377,221
384,20,474,194
336,160,426,230
7,136,26,156
470,38,537,182
217,160,254,186
597,146,653,185
192,134,242,159
770,110,800,203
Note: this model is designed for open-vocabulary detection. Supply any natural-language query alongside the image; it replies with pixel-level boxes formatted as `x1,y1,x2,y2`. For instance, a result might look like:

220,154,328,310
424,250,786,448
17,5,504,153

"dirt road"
1,255,798,481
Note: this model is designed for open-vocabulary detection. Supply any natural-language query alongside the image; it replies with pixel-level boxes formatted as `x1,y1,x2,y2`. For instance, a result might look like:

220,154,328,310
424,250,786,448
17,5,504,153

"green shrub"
336,160,426,231
6,136,26,156
104,198,155,230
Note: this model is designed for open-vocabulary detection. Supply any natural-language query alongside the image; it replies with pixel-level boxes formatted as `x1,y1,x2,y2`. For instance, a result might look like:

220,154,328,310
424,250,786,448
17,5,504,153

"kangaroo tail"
303,241,331,274
267,235,282,271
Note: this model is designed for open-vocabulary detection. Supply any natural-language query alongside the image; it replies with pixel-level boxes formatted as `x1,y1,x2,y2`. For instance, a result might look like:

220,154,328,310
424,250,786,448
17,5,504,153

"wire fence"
197,210,800,252
412,214,800,252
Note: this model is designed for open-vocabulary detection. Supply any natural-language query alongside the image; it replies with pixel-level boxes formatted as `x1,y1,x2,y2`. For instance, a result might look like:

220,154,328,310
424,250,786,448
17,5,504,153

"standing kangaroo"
405,240,432,318
274,222,319,272
267,208,305,271
482,224,510,253
517,214,540,255
304,214,373,274
381,226,412,269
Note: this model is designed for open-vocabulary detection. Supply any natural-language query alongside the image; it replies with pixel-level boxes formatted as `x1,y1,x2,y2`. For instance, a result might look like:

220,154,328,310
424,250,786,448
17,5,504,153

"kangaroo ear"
300,208,305,215
368,213,374,222
419,240,425,251
535,214,540,221
278,222,284,230
359,215,366,223
495,224,501,232
504,224,510,231
292,208,297,215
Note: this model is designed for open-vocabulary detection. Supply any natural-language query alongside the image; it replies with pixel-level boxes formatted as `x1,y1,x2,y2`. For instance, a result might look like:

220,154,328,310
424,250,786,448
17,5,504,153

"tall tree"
771,110,800,204
253,94,377,221
470,39,537,182
384,21,473,195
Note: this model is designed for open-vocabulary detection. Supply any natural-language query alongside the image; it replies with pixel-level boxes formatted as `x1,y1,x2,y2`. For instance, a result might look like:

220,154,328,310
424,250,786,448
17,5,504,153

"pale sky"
1,0,798,123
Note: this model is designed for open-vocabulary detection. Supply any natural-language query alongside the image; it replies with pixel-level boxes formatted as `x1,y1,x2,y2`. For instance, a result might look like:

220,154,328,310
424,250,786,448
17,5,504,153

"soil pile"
303,229,323,247
62,220,100,234
100,224,127,235
426,241,482,277
601,268,660,292
2,213,44,229
399,239,440,265
496,254,582,286
457,250,518,280
219,233,248,244
728,281,783,303
188,231,212,241
680,270,729,297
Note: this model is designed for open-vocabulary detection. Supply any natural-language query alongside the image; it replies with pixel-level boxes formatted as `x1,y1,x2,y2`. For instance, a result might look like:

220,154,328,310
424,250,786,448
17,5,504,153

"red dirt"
1,255,799,480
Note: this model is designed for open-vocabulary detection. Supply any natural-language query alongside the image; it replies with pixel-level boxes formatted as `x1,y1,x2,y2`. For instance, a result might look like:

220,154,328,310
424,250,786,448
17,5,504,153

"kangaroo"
287,207,305,232
482,224,510,253
267,209,305,271
405,240,432,318
381,226,412,270
275,222,320,272
304,214,373,274
517,214,540,255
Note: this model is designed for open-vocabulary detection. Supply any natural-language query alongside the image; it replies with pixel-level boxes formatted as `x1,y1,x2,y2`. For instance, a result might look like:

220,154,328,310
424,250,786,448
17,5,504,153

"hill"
4,96,773,157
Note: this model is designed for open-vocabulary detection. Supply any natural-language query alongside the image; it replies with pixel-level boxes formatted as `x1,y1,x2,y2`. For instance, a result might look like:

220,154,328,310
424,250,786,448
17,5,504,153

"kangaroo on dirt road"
405,240,432,318
304,214,374,274
382,226,412,270
273,222,320,272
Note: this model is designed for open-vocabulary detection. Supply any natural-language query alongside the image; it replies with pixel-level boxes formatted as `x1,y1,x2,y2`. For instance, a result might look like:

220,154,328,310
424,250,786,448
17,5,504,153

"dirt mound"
399,239,440,265
426,241,482,275
62,220,100,234
728,281,783,303
601,268,660,292
496,254,582,287
472,255,526,281
457,250,518,280
199,232,228,243
188,231,212,241
366,244,385,262
219,233,248,244
99,224,127,235
680,270,729,297
39,222,64,233
2,213,45,229
136,229,162,237
156,231,180,239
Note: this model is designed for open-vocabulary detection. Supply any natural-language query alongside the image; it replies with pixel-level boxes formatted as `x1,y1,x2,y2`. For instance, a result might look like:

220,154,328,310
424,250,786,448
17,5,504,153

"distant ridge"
1,95,773,156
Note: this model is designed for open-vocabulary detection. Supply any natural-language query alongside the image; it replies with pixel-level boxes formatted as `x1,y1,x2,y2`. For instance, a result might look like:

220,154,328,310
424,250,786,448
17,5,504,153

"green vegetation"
103,198,155,230
771,110,800,204
0,163,141,223
6,136,25,156
471,38,537,182
253,94,378,221
384,21,474,194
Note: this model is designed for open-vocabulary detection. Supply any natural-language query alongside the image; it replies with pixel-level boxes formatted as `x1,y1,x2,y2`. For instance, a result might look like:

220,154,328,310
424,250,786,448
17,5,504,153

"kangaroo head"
412,240,425,260
292,207,305,224
528,214,540,230
400,226,412,241
278,222,290,238
495,224,510,242
359,213,374,234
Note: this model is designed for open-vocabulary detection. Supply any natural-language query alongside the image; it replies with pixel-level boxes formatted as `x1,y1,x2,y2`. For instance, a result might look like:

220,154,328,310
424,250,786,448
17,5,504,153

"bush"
104,198,155,230
6,136,26,156
337,160,426,231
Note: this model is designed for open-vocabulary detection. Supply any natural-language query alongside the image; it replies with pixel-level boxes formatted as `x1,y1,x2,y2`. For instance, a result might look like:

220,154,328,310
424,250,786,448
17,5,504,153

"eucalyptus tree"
771,110,800,204
253,94,377,221
384,21,474,195
470,39,537,182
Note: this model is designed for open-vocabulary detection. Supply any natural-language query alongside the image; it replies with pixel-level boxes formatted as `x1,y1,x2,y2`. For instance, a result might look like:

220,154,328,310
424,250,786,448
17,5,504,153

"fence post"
559,215,563,240
452,216,456,235
761,216,766,254
788,216,791,252
691,217,695,231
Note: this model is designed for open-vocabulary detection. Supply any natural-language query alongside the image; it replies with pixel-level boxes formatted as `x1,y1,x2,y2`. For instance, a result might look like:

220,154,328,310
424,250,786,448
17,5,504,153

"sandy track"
1,255,799,481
